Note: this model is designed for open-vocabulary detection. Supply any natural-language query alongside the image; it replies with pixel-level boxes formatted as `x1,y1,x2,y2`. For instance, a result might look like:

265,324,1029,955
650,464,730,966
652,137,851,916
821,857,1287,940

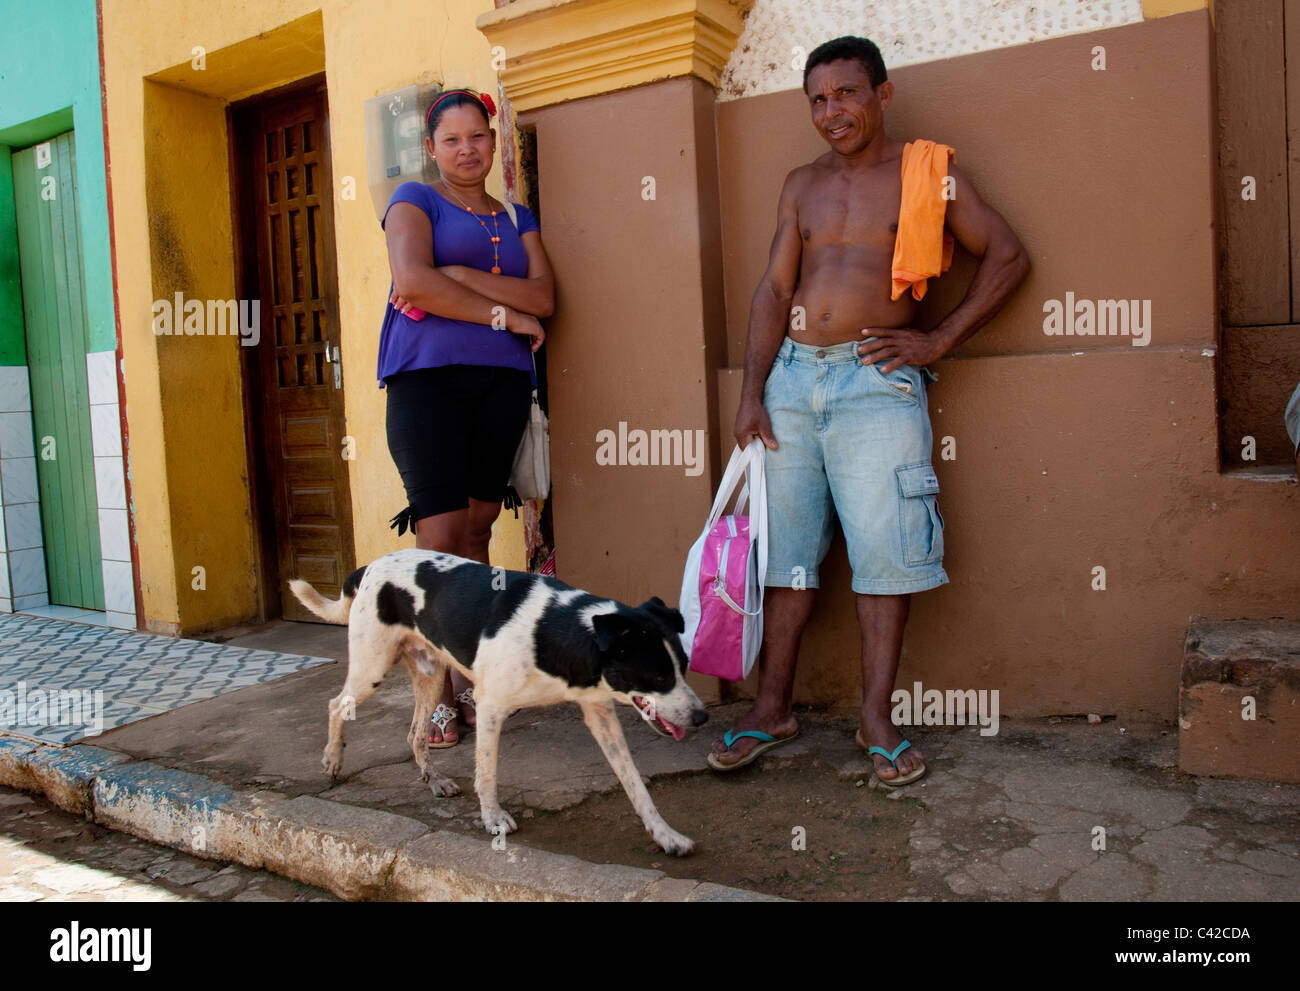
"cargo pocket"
896,462,944,566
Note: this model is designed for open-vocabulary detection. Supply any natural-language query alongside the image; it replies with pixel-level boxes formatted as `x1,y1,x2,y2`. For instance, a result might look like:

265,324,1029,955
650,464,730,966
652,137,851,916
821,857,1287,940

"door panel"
11,131,105,610
237,85,354,621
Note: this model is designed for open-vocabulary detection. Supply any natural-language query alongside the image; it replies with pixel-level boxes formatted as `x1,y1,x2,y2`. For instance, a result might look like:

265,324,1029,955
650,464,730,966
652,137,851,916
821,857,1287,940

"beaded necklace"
438,182,503,274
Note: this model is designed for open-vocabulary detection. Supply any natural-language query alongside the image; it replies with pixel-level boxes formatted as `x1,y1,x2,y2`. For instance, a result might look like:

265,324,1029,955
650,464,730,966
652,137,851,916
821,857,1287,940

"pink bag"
679,441,768,680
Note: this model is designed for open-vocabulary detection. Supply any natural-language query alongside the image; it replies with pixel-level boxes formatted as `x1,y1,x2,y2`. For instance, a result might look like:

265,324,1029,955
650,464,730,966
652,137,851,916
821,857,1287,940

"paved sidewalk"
0,612,330,743
1,617,1297,901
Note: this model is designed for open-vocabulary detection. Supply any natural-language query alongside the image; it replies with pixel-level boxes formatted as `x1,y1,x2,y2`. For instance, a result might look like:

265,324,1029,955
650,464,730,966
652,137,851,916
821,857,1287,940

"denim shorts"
762,336,949,595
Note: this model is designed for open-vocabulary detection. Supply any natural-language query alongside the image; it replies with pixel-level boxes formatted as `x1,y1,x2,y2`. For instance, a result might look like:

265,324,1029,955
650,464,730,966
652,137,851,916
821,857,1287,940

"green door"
11,131,105,610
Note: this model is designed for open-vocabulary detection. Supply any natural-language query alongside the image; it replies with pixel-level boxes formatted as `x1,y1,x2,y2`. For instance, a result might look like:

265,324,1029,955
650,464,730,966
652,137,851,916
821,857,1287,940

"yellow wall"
142,80,251,632
1141,0,1211,18
102,0,517,632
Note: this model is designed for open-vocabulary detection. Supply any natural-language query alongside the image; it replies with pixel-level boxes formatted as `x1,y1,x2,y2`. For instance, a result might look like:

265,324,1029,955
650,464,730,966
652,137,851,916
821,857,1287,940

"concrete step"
1220,464,1298,483
1180,619,1300,783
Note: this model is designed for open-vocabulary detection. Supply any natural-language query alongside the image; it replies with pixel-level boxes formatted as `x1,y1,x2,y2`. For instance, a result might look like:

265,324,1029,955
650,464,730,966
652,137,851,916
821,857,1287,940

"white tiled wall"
87,350,135,629
0,364,44,612
0,355,136,627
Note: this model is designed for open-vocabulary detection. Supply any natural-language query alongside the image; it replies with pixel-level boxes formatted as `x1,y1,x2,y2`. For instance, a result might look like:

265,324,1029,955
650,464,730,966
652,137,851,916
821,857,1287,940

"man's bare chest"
798,173,902,250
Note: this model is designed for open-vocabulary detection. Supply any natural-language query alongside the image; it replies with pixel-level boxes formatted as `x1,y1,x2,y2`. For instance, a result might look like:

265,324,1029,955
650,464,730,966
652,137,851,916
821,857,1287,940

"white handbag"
508,356,550,503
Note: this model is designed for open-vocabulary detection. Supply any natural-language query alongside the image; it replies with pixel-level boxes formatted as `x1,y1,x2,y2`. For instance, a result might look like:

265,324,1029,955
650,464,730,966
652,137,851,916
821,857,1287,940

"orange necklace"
440,183,503,274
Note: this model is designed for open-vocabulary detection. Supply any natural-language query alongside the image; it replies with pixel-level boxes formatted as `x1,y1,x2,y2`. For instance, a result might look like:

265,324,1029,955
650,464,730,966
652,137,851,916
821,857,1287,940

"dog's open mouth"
632,695,686,741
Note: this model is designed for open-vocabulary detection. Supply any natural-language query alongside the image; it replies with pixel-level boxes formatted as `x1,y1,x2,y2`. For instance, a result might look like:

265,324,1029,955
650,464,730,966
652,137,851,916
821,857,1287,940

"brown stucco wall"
529,9,1299,722
523,76,726,605
1214,0,1289,327
1212,0,1300,469
715,10,1298,720
1221,325,1300,466
719,14,1217,364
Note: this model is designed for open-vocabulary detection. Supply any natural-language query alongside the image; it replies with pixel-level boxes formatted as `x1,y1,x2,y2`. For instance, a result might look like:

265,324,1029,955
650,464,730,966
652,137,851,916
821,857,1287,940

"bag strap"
712,440,766,617
716,583,761,617
752,438,767,610
506,203,538,396
706,446,750,529
706,440,762,530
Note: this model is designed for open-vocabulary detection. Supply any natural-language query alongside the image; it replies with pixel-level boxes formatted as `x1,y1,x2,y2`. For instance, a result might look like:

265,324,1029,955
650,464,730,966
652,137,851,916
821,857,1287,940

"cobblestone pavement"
898,721,1300,900
0,786,337,902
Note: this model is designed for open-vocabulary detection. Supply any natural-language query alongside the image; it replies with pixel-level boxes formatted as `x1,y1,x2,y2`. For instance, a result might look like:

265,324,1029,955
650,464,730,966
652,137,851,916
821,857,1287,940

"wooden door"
233,83,355,621
11,131,105,610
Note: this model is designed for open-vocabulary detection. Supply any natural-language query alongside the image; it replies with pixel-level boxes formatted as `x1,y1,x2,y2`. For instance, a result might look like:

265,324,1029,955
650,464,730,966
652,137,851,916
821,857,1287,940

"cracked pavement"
74,651,1300,900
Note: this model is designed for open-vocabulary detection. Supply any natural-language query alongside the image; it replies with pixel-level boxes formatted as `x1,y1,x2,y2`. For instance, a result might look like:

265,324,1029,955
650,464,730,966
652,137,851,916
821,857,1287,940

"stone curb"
0,738,133,814
0,738,783,902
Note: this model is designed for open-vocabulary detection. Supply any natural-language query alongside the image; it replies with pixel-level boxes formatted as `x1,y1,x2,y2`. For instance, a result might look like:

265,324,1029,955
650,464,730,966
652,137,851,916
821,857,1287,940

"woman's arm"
438,230,555,317
386,202,501,322
385,202,544,348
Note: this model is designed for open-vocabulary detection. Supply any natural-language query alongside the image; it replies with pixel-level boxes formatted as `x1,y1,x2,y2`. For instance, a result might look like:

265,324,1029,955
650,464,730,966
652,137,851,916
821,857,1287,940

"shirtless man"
710,36,1029,784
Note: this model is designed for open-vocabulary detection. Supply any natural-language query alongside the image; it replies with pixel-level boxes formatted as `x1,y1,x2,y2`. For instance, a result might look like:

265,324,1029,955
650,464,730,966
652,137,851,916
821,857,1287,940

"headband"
426,89,498,131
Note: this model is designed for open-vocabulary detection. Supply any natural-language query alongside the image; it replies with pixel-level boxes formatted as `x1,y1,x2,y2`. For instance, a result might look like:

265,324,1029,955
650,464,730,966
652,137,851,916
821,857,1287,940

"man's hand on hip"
858,327,948,373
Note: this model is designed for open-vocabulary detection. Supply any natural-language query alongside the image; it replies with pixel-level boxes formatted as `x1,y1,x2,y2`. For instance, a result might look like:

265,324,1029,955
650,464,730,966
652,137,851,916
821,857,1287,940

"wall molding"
477,0,754,112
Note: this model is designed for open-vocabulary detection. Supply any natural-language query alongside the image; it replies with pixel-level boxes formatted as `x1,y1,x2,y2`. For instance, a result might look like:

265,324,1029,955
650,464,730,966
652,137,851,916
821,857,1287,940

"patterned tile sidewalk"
0,613,332,745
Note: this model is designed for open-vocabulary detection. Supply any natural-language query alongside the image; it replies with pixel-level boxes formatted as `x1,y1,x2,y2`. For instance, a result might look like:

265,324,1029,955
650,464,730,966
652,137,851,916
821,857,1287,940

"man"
710,36,1029,785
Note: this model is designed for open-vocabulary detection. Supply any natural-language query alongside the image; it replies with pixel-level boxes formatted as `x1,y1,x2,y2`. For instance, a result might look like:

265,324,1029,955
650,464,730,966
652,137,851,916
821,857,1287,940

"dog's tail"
288,565,366,625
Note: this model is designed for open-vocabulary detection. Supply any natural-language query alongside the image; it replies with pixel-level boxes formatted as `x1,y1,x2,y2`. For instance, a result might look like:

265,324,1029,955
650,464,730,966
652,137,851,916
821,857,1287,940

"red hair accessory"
426,89,498,130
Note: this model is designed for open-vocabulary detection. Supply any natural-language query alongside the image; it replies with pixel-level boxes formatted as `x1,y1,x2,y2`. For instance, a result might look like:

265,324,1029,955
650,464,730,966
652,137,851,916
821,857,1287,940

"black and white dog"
290,549,707,856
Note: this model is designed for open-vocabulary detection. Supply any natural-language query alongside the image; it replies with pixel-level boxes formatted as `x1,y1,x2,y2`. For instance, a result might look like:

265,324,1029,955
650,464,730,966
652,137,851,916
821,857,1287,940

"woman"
379,88,554,747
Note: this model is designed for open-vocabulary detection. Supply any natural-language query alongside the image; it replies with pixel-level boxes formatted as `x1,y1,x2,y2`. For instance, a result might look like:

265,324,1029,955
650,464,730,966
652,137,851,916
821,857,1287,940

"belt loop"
782,338,793,366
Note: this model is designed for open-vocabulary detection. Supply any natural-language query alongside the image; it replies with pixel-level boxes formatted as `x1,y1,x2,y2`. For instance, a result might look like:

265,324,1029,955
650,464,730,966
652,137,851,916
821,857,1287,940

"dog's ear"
592,611,636,653
640,596,685,635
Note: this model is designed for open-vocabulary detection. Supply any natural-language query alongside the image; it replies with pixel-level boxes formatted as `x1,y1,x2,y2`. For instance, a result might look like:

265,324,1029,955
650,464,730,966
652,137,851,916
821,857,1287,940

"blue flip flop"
857,731,927,787
708,728,798,772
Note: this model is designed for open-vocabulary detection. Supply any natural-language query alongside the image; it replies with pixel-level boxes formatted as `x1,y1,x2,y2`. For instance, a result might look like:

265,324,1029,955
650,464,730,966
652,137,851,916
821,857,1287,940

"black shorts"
385,364,532,521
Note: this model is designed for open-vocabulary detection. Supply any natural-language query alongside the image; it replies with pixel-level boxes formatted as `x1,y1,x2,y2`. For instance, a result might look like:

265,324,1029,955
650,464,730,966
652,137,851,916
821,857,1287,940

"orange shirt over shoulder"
890,139,955,302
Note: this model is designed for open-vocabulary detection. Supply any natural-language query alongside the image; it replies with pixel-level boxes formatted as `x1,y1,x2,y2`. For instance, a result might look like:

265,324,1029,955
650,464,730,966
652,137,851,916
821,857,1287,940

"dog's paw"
321,751,342,779
480,808,518,836
429,775,461,798
651,825,695,857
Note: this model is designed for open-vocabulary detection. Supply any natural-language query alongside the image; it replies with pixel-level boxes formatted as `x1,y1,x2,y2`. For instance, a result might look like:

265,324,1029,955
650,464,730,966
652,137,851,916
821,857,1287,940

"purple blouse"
376,182,540,386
